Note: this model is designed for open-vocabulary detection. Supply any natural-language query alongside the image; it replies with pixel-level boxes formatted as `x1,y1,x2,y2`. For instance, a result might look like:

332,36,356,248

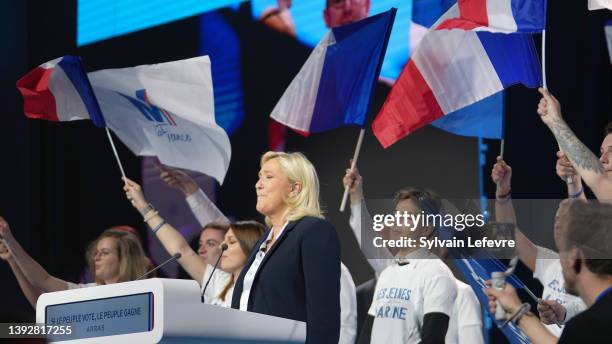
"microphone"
135,252,181,281
201,243,228,303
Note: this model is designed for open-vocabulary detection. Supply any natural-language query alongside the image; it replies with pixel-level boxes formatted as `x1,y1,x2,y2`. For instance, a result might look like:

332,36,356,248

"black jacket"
231,216,341,344
558,290,612,344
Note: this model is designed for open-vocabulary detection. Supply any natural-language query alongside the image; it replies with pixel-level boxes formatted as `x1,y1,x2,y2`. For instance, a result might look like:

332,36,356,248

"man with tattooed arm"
537,88,612,200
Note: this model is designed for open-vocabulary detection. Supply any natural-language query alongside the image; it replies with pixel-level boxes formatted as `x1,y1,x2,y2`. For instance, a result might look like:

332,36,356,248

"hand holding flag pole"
340,129,365,212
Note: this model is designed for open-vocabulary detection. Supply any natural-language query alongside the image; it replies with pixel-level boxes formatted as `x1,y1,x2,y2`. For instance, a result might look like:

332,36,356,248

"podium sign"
45,292,153,341
36,278,306,343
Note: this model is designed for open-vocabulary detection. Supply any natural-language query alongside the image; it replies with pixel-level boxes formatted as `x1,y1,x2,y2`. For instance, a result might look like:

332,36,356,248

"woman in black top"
231,151,341,344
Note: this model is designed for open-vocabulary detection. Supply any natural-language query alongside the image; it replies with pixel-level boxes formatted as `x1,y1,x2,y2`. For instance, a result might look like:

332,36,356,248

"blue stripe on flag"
412,0,455,28
58,56,106,128
309,9,396,133
477,32,542,89
432,92,504,139
510,0,547,33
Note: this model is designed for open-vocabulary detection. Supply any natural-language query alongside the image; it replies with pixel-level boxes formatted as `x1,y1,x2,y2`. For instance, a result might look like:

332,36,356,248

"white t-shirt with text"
368,249,457,344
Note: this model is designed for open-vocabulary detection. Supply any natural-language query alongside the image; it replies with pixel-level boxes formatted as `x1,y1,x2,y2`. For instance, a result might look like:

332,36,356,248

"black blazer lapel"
231,228,271,309
232,219,302,310
256,220,299,271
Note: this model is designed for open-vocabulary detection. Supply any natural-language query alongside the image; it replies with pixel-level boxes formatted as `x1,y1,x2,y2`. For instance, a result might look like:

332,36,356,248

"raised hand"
491,156,512,195
0,240,11,261
537,88,563,127
342,163,363,205
122,177,150,215
159,164,199,197
537,300,566,325
0,216,12,241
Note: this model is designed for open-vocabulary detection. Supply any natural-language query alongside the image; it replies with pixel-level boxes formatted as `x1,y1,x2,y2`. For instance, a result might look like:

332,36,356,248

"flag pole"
495,96,506,193
499,95,506,160
105,127,126,178
542,29,572,184
340,128,365,212
542,29,547,91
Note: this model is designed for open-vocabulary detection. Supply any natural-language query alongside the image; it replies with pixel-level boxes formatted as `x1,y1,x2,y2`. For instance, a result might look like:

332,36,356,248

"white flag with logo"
88,56,231,184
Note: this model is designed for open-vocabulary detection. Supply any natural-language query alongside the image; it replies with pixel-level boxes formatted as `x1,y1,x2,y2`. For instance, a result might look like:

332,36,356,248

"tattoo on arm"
550,118,605,174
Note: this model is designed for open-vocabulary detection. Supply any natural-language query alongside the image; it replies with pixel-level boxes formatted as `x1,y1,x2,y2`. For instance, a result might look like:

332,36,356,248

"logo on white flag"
120,90,193,143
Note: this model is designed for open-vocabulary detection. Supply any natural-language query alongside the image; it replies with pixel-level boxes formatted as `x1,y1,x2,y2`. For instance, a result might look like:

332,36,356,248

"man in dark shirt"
557,286,612,343
485,200,612,344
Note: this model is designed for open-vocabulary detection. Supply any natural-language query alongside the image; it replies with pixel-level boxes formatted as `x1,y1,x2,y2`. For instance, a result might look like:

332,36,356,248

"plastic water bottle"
491,271,507,321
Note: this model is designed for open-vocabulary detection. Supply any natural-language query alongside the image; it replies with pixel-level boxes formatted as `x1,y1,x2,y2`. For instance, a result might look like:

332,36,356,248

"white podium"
35,278,306,343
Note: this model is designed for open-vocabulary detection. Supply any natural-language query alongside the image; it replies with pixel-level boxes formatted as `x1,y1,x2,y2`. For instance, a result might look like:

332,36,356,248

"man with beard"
485,200,612,344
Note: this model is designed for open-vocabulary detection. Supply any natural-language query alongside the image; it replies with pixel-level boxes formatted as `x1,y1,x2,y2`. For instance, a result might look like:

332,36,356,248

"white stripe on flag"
486,0,518,32
48,63,91,122
411,29,504,115
433,4,461,27
589,0,612,10
270,31,335,132
40,57,62,69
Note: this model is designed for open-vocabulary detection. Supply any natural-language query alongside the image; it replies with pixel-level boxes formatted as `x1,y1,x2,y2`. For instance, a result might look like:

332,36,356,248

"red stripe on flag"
436,0,488,31
16,67,60,122
436,18,485,30
459,0,489,27
372,60,444,148
268,118,287,151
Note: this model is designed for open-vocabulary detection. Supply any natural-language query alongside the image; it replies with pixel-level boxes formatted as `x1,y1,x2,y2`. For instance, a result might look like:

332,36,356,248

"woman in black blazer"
231,151,341,344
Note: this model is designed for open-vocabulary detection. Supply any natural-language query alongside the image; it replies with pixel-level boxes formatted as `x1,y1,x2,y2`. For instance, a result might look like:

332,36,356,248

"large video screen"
251,0,413,80
77,0,244,45
79,0,414,79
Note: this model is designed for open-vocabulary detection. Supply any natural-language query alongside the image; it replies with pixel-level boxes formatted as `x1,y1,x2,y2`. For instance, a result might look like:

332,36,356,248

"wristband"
496,188,512,200
568,187,584,199
512,303,532,325
140,203,155,217
143,210,159,223
502,303,531,327
150,219,167,233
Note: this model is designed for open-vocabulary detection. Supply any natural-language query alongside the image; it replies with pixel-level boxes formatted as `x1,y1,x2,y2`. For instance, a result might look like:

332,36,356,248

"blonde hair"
86,228,148,284
260,151,323,225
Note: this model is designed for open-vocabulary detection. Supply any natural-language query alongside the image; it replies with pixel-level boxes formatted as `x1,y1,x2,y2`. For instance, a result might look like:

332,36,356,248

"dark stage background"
0,2,610,343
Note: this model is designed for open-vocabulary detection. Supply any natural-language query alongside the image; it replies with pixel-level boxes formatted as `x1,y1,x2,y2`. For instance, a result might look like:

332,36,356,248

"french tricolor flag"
437,0,547,33
270,9,396,135
16,55,106,128
372,3,543,148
